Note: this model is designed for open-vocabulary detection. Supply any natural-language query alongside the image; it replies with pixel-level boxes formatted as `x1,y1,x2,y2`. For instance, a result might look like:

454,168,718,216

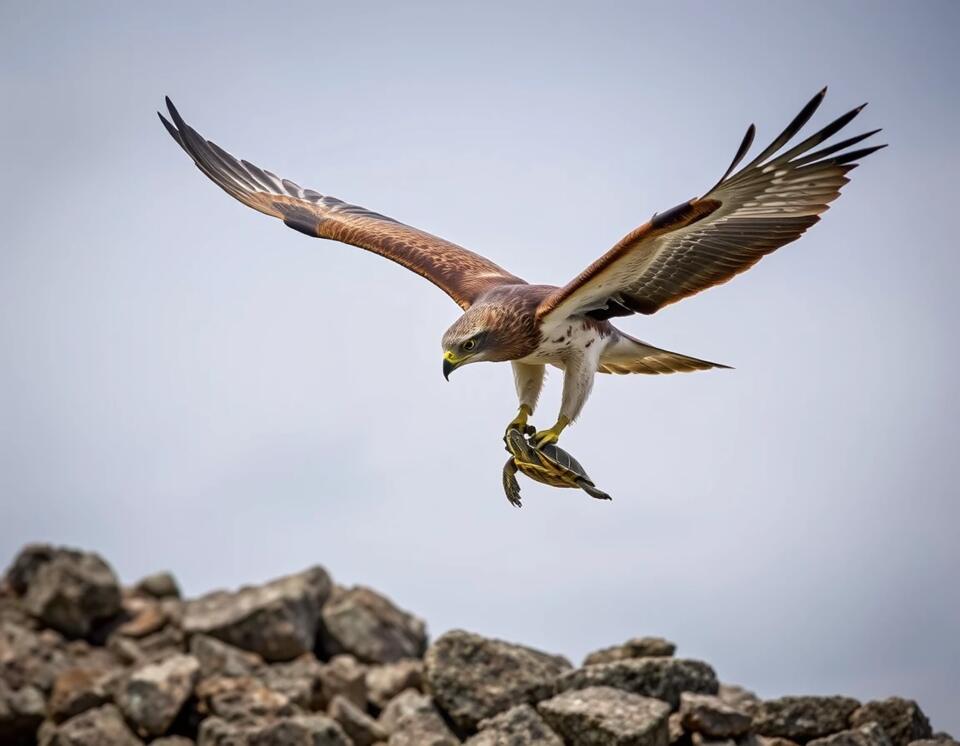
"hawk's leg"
533,346,599,448
508,362,545,436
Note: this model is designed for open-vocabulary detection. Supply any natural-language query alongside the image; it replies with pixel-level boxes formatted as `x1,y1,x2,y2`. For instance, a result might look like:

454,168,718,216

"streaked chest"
518,319,612,364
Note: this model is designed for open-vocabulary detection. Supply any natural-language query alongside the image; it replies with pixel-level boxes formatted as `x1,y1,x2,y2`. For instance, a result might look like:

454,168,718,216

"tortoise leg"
576,479,612,502
502,460,523,508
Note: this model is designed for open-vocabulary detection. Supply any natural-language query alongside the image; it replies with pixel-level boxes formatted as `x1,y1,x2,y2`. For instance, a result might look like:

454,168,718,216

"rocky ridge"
0,544,953,746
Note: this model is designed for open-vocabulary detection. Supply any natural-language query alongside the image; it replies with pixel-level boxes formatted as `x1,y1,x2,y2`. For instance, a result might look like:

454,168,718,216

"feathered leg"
507,362,545,435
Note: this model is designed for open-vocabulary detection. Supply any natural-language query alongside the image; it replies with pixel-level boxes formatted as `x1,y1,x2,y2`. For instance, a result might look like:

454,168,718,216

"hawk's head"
441,304,515,379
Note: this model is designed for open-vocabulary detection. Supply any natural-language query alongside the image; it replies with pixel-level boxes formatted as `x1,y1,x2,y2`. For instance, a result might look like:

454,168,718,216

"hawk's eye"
463,339,477,351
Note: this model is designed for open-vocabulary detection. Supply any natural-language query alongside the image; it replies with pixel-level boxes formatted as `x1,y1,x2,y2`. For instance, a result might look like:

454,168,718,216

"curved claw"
532,429,560,449
505,405,534,438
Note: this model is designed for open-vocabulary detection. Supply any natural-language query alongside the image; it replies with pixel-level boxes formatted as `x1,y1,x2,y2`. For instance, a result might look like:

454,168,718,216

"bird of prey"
159,89,883,448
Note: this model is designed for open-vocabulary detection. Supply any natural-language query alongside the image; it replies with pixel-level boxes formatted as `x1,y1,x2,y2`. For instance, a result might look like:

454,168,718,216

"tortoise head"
504,428,539,465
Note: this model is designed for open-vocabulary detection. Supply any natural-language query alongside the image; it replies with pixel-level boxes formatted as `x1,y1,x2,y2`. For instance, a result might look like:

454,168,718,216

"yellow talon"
533,416,570,448
506,404,533,435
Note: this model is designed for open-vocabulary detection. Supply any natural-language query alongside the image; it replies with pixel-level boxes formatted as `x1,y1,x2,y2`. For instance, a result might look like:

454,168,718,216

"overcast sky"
2,0,958,732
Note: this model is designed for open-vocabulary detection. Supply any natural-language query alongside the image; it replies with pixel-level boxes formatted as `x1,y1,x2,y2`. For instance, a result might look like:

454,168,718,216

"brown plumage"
159,89,883,448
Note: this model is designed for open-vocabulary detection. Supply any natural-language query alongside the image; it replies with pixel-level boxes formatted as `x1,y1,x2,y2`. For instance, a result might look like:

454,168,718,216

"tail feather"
598,332,729,375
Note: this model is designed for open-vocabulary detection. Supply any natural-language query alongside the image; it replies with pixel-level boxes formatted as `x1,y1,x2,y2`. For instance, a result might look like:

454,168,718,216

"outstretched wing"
537,89,885,323
159,98,524,309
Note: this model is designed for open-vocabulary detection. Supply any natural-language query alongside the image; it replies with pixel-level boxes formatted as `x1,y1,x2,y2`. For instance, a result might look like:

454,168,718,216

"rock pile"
0,544,953,746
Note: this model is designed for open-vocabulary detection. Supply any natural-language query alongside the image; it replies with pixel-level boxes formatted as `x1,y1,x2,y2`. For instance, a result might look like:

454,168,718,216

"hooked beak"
443,350,462,381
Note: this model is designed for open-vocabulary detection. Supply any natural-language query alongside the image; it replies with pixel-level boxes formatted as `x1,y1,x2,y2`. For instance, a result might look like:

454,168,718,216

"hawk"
159,89,883,447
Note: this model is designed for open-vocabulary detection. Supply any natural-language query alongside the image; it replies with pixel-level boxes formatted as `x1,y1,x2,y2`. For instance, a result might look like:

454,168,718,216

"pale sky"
2,0,958,732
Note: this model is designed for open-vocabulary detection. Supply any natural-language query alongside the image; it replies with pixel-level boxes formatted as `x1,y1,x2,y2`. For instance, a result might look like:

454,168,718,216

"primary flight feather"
160,89,883,447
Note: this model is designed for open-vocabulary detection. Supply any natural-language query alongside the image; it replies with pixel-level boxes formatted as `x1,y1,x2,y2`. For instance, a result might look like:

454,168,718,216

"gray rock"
134,572,181,599
756,738,803,746
183,566,331,662
378,688,435,733
321,586,427,664
261,654,326,710
691,736,736,746
584,637,677,666
909,740,959,746
48,667,111,723
556,658,719,709
113,597,168,640
118,653,200,737
717,685,760,718
8,546,122,638
190,634,263,679
366,659,423,708
0,621,72,692
680,692,752,738
151,738,195,746
668,713,687,745
198,714,351,746
378,688,458,745
850,699,933,746
466,703,564,745
538,685,672,746
329,694,388,746
40,704,143,746
319,654,367,710
195,675,295,722
808,723,893,746
0,679,45,745
752,696,861,742
424,629,572,731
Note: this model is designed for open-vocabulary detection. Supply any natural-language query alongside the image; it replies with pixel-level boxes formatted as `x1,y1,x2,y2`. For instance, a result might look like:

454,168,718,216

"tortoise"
502,426,612,508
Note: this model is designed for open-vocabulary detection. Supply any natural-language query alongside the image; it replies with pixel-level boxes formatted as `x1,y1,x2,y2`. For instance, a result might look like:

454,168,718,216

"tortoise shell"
502,427,612,507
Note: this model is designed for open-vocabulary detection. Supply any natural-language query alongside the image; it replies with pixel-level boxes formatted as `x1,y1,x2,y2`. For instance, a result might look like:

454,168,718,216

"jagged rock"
377,688,458,745
118,653,200,737
680,692,752,738
555,658,719,709
466,703,564,745
151,738,195,746
6,545,60,594
0,622,70,692
0,679,45,745
366,659,423,708
6,546,122,639
910,740,959,746
691,736,736,746
40,704,143,746
134,572,181,600
668,713,687,745
808,723,893,746
319,654,367,710
321,586,427,664
190,635,263,679
756,738,803,746
48,667,111,723
195,675,294,721
539,685,672,746
329,694,388,745
114,597,167,639
753,696,861,742
718,685,760,717
850,699,933,746
183,567,331,662
584,637,677,666
198,714,351,745
262,654,326,710
424,629,572,731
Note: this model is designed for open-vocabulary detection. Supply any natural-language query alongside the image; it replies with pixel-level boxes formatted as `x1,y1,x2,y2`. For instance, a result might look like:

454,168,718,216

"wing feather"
537,90,885,323
160,98,524,309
